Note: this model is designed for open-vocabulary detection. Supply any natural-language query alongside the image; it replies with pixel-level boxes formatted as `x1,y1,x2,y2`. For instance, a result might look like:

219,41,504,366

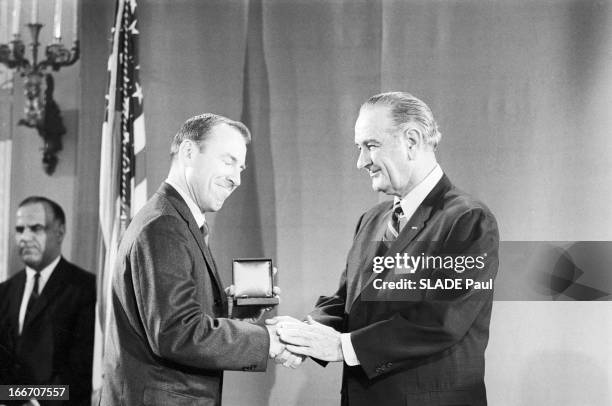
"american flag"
93,0,147,393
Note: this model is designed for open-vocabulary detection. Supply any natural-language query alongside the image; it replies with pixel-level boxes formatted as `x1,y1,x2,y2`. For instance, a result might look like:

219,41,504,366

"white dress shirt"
165,179,206,229
18,255,61,335
341,164,444,366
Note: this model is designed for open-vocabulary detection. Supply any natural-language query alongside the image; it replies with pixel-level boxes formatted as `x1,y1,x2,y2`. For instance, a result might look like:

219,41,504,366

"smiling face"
354,105,416,197
15,203,64,271
183,123,247,212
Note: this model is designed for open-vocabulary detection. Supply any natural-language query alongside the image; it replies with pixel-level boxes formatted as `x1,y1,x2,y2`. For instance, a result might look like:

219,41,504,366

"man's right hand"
265,316,307,368
266,323,285,359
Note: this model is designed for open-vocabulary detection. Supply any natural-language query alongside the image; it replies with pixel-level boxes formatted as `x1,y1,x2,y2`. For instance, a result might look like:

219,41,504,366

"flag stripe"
133,114,146,154
132,179,147,217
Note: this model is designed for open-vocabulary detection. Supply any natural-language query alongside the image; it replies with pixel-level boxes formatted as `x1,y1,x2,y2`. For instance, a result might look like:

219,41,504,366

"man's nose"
357,149,371,170
17,229,33,242
229,170,241,188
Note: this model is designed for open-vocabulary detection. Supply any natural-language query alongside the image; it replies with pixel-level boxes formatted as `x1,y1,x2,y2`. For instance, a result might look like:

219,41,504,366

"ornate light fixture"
0,0,79,175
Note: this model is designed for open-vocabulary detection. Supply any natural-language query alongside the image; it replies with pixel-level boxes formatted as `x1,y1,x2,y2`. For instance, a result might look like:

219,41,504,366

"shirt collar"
395,164,444,221
25,255,61,278
165,179,206,228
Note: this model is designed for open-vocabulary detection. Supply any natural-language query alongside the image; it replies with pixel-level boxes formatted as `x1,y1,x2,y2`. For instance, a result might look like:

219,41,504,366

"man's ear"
56,222,66,243
402,126,423,158
179,139,196,163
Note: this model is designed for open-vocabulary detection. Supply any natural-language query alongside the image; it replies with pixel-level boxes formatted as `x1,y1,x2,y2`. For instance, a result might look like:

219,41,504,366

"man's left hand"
225,266,280,322
225,284,281,323
276,316,344,362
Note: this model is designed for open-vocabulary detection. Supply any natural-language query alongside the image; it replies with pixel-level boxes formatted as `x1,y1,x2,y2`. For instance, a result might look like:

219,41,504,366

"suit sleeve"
0,281,12,384
348,208,499,379
309,269,347,332
130,215,269,372
309,213,366,331
62,274,95,405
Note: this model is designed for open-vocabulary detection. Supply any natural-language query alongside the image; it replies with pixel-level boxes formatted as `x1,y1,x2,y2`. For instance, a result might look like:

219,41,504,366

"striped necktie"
383,200,406,242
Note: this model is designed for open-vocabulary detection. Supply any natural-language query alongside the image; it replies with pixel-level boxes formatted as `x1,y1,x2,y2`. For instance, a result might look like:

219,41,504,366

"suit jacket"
0,258,96,406
311,175,499,406
100,182,269,406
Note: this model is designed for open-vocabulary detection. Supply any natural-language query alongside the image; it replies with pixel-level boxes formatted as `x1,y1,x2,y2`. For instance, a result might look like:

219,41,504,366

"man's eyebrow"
15,223,45,229
356,139,381,146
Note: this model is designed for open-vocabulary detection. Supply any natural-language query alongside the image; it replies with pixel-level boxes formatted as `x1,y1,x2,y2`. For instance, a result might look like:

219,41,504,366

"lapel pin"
411,226,418,230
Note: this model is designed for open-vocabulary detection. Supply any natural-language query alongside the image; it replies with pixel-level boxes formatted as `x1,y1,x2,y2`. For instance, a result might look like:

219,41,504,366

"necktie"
363,202,407,291
200,222,210,246
24,271,41,325
383,200,406,242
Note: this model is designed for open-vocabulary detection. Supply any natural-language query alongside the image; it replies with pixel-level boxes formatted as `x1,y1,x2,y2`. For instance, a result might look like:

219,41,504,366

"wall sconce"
0,0,79,175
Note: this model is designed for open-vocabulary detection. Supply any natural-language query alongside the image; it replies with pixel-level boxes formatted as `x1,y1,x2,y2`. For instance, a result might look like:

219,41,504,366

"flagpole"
92,0,126,396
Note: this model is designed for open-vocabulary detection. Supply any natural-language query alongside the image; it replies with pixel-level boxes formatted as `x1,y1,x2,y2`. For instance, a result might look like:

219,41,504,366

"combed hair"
170,113,251,159
18,196,65,226
362,92,442,149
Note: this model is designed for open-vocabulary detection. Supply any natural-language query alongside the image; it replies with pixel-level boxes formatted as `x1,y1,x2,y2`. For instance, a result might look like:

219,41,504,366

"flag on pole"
92,0,147,395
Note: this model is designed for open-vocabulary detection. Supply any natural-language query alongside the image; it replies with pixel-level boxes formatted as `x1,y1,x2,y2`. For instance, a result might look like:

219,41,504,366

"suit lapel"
386,204,434,258
391,175,451,260
187,220,224,293
157,183,225,299
21,259,69,332
351,175,452,309
346,205,390,309
8,272,26,340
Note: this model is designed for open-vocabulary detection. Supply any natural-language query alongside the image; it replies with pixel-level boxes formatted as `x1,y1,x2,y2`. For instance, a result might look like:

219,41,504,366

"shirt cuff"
340,333,360,366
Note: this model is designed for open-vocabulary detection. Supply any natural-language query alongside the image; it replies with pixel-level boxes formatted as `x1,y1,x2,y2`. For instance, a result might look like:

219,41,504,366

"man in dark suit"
99,114,284,406
272,92,499,405
0,196,96,406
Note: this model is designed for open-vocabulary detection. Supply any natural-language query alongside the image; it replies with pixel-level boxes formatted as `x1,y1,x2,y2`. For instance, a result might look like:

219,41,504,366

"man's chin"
210,198,227,212
371,180,389,194
21,257,42,268
201,197,227,213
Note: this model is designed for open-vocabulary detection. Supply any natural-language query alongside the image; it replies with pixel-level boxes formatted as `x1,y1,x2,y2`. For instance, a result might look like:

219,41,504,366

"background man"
0,197,96,406
100,114,283,406
272,92,500,405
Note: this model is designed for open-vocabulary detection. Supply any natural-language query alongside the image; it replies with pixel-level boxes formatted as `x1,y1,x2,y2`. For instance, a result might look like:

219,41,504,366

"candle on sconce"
72,0,77,41
30,0,37,23
53,0,62,41
1,0,8,43
11,0,20,36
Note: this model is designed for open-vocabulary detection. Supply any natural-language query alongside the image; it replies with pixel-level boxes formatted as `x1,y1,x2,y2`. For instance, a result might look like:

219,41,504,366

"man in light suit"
100,114,284,406
0,197,96,406
272,92,499,405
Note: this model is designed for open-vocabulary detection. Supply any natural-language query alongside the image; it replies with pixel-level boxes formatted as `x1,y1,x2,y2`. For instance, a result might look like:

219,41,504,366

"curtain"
75,1,612,404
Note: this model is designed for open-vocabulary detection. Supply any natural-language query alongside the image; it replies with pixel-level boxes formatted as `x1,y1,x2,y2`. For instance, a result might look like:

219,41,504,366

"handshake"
227,282,344,368
264,315,344,368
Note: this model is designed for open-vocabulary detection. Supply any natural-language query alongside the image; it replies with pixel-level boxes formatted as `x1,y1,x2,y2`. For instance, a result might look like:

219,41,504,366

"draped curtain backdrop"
76,1,612,405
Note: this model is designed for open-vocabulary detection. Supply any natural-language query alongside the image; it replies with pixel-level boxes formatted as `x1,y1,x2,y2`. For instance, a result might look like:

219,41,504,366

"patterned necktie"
383,200,406,242
24,271,41,324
